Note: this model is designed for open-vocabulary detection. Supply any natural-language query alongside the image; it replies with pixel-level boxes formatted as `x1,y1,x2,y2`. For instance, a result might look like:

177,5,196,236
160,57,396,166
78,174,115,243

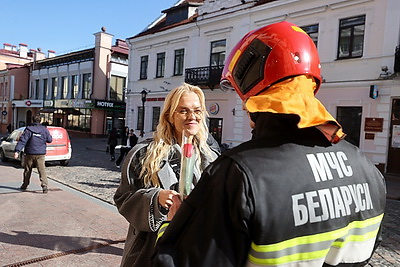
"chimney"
3,43,13,51
48,50,56,58
35,48,46,60
19,43,28,58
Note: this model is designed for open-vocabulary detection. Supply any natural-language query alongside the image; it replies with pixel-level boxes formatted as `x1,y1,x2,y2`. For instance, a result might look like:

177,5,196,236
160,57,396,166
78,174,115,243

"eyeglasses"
174,108,203,118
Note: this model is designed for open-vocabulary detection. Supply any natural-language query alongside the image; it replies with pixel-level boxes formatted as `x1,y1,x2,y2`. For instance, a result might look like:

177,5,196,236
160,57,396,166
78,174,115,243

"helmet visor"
220,79,235,92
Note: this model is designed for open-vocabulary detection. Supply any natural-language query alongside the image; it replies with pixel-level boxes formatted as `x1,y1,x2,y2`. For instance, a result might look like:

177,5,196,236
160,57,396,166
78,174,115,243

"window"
35,79,40,99
82,73,91,99
210,40,226,66
110,75,126,101
338,15,365,59
140,55,148,80
152,107,161,131
174,49,184,76
61,76,68,99
336,106,362,147
43,78,48,99
67,108,91,132
156,52,166,78
71,75,79,98
51,77,58,99
301,24,319,48
137,106,144,131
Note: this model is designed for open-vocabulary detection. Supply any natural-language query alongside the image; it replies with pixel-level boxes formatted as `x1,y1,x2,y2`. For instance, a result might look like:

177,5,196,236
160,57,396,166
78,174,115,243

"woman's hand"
158,189,180,210
167,194,182,220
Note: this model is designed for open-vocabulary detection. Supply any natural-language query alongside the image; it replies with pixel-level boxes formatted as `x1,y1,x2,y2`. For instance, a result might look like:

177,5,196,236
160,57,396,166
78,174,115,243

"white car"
0,126,72,166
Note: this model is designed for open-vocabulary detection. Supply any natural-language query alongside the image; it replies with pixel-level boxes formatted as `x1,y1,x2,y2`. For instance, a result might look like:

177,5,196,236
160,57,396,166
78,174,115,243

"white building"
126,0,400,175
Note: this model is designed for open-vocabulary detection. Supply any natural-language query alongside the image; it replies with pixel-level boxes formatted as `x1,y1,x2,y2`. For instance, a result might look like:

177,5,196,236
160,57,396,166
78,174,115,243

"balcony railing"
184,65,224,89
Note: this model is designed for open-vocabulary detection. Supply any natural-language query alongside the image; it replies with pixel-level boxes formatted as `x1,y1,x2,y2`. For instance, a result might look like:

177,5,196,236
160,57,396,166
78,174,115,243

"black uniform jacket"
153,113,386,267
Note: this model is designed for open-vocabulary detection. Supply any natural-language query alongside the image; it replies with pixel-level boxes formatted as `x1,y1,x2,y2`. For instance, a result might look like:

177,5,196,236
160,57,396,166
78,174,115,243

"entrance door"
336,106,362,147
387,99,400,174
209,118,223,144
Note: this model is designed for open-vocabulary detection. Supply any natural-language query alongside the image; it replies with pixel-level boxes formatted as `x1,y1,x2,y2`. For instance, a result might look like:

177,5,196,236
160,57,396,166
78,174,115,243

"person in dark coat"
107,128,118,161
116,127,132,168
14,114,53,193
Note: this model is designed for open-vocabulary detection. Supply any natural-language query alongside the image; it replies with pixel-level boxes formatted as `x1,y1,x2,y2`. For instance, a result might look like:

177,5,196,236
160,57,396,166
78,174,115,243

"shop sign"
95,100,126,111
12,99,43,108
55,99,93,108
364,118,384,132
208,103,219,115
44,100,54,107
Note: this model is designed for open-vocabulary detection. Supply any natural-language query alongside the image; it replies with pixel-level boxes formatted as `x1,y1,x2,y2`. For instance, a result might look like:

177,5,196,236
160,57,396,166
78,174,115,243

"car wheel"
60,159,69,166
0,149,7,162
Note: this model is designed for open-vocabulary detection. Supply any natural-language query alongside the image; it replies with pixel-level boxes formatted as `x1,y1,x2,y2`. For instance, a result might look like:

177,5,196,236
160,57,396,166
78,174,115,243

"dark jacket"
154,113,386,267
15,123,53,155
129,134,138,148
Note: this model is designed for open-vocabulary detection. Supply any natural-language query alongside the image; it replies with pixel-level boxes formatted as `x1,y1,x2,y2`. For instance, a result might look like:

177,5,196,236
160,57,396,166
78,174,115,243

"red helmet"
220,21,322,101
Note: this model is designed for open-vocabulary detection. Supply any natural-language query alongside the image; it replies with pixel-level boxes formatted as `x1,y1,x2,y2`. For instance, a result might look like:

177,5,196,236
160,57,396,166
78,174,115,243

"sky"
1,0,179,55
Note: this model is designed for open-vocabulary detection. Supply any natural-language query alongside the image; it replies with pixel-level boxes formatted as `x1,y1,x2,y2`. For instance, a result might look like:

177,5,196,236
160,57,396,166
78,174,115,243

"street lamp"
11,103,16,131
140,89,148,137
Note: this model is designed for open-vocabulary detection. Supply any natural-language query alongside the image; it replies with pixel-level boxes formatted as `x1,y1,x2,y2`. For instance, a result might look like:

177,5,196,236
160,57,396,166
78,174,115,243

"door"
209,118,223,144
336,106,362,147
387,99,400,174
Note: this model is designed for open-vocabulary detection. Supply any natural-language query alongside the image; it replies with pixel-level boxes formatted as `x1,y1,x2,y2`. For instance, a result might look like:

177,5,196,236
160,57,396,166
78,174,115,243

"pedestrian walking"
107,128,118,161
115,127,133,168
153,21,386,266
114,83,220,267
14,114,53,193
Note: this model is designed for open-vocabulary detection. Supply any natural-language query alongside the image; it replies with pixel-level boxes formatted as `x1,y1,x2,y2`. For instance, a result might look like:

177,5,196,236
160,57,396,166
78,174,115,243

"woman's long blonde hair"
140,83,214,187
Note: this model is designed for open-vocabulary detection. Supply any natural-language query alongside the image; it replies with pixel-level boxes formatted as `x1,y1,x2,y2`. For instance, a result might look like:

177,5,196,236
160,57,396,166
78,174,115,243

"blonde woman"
114,83,220,267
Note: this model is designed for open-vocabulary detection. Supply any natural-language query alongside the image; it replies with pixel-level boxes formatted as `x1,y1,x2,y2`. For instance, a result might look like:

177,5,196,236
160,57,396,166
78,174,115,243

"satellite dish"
101,26,107,32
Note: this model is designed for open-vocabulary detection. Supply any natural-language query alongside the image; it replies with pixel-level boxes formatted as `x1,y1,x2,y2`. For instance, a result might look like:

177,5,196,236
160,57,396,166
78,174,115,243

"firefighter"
153,21,386,266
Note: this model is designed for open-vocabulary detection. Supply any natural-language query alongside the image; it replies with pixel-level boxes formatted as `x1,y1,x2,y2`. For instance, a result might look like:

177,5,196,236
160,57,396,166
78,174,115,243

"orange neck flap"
245,75,345,143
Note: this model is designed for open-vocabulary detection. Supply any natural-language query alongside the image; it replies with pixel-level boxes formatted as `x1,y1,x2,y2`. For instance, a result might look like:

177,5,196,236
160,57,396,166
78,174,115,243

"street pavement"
0,136,400,266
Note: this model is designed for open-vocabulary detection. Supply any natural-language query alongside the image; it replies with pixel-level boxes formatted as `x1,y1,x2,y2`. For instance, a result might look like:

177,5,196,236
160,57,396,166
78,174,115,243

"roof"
130,0,204,39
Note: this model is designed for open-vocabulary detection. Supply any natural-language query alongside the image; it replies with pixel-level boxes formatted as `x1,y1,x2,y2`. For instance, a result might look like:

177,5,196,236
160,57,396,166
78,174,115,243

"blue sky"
1,0,178,55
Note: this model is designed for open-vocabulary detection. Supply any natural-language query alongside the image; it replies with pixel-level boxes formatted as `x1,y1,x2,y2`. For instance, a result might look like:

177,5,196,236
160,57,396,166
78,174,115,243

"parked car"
0,126,72,166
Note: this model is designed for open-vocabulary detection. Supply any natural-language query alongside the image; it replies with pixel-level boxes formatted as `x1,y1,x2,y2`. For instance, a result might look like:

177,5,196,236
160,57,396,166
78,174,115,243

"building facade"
0,43,47,133
29,29,129,136
126,0,400,174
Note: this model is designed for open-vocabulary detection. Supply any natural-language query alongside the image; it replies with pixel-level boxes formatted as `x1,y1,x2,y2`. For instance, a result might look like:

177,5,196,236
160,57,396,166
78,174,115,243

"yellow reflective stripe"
155,222,170,244
332,228,379,248
252,214,383,252
249,249,330,265
249,214,383,265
